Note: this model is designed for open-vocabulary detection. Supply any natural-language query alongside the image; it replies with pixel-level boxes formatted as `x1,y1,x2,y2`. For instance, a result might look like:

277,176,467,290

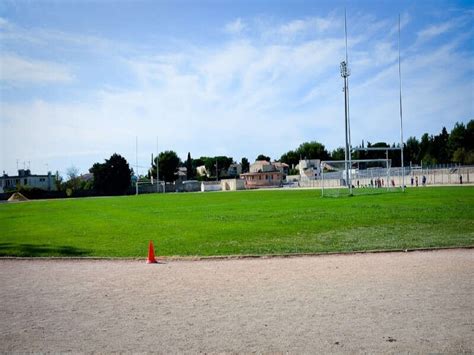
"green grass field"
0,187,473,257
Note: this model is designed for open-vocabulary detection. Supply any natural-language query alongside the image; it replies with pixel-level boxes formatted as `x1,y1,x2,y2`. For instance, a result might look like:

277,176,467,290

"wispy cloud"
224,18,246,35
0,16,131,55
278,17,333,37
0,17,9,29
1,8,472,175
417,21,455,41
415,13,472,44
0,53,74,85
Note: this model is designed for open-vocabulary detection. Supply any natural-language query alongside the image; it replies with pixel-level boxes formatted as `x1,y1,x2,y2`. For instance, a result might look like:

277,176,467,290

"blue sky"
1,0,473,177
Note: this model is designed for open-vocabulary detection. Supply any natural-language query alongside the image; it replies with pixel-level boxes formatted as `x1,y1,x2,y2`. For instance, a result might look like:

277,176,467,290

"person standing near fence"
415,176,418,187
460,175,463,184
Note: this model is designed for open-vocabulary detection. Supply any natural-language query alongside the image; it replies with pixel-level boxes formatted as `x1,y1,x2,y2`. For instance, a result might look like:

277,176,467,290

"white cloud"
0,17,10,29
389,13,411,36
417,21,454,41
0,17,132,56
279,17,333,37
1,11,472,175
0,53,74,84
224,18,246,34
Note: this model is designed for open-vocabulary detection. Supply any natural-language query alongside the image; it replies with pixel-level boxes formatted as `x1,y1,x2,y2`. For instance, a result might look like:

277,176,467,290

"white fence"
289,165,473,189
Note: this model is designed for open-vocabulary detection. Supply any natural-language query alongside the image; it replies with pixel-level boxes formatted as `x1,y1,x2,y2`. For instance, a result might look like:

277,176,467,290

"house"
227,163,242,177
297,159,321,180
273,162,289,176
249,160,274,173
0,169,57,192
240,161,284,188
79,173,93,182
174,167,188,183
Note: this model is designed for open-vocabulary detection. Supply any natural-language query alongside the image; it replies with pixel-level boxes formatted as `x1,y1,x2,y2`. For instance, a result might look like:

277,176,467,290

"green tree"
280,142,329,168
432,127,449,164
201,156,233,178
448,122,466,158
186,152,194,179
330,147,345,160
66,166,81,192
54,171,63,191
295,141,330,160
405,137,420,165
151,151,181,182
465,119,474,151
280,150,299,167
241,157,250,173
90,153,133,195
364,142,389,160
418,133,432,163
452,148,466,164
256,154,271,162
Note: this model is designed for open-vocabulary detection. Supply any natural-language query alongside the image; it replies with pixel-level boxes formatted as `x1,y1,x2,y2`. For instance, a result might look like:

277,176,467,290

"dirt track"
0,249,473,353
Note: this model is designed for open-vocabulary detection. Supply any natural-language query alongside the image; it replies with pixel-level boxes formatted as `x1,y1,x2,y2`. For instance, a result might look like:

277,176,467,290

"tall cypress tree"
186,152,194,179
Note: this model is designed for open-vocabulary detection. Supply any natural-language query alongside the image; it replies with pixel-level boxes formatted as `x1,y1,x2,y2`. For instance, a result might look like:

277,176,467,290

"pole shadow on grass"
0,243,91,257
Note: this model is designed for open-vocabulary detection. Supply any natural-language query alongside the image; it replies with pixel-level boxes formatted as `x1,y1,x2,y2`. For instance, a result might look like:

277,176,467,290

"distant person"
357,180,360,188
460,175,463,184
422,175,426,186
391,179,395,187
370,179,373,187
411,177,414,186
415,176,418,187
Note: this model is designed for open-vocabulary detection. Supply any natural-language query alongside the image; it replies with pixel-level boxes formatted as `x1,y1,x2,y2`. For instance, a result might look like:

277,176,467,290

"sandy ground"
0,249,473,353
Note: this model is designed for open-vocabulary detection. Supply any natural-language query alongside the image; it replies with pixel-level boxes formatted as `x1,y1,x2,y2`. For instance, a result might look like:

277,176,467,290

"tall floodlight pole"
340,10,352,195
135,136,139,195
345,10,353,193
398,15,405,192
156,136,160,193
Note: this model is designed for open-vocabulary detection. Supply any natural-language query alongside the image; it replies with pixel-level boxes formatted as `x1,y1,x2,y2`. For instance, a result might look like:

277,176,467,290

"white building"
297,159,321,180
0,169,57,192
250,160,275,173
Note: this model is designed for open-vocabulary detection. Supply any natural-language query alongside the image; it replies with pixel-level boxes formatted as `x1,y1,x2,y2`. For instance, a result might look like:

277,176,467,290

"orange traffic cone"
146,240,158,264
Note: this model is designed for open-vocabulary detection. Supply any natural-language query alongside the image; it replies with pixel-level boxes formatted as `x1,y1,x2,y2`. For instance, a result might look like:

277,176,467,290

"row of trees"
279,120,473,168
148,151,241,182
57,120,471,196
58,154,133,196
